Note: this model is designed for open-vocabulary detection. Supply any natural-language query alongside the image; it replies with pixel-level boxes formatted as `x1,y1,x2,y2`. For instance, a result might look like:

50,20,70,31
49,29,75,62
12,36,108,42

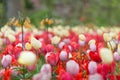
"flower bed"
0,18,120,80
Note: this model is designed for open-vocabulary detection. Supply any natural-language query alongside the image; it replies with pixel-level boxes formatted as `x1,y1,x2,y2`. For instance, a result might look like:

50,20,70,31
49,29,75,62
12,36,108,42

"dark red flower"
89,51,101,63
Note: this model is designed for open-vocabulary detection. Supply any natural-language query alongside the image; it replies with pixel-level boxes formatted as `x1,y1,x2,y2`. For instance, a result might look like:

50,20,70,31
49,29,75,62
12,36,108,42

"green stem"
22,25,24,51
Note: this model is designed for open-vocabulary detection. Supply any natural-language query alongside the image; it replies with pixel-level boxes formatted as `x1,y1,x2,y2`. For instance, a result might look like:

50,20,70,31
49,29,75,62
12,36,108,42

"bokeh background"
0,0,120,27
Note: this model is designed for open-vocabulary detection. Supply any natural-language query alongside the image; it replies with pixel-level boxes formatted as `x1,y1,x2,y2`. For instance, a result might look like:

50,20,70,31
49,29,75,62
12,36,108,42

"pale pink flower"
59,50,69,61
66,60,79,75
88,73,103,80
88,61,97,74
1,55,12,68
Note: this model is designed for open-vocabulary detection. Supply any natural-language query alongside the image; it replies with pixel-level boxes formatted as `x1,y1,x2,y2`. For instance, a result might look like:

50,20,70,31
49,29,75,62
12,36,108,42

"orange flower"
6,17,32,28
13,20,21,27
40,18,54,27
6,17,16,26
23,17,32,28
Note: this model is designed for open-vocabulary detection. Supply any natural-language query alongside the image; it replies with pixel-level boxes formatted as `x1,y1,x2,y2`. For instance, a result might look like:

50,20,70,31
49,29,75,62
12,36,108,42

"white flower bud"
7,34,16,42
117,44,120,55
88,39,96,45
18,51,37,66
99,48,113,64
25,42,32,50
30,36,42,50
103,33,112,42
107,40,116,51
79,34,86,41
51,36,61,45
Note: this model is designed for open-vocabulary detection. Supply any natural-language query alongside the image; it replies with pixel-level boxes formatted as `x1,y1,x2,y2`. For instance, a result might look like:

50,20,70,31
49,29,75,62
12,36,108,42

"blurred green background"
0,0,120,27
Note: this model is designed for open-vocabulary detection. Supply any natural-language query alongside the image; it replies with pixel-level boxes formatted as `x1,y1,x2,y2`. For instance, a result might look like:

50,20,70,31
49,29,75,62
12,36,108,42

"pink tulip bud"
88,73,103,80
40,64,52,74
1,55,12,68
78,40,85,46
58,42,65,49
88,61,97,74
66,60,79,75
11,67,18,76
33,64,52,80
89,44,96,51
59,50,69,61
113,52,120,61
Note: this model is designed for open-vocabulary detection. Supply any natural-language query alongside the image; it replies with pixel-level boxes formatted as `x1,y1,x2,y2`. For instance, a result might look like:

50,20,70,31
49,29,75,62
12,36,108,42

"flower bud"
1,55,12,68
113,52,120,61
79,34,86,41
33,64,52,80
60,70,73,80
66,60,79,75
117,44,120,55
25,42,32,50
58,42,65,49
11,66,18,76
109,32,118,39
51,36,61,45
88,73,103,80
18,51,37,66
59,50,69,61
40,64,51,74
88,39,96,45
103,33,112,42
99,48,113,64
7,34,16,42
107,40,116,51
88,61,97,74
89,43,96,51
30,36,42,50
78,40,85,46
45,52,59,66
